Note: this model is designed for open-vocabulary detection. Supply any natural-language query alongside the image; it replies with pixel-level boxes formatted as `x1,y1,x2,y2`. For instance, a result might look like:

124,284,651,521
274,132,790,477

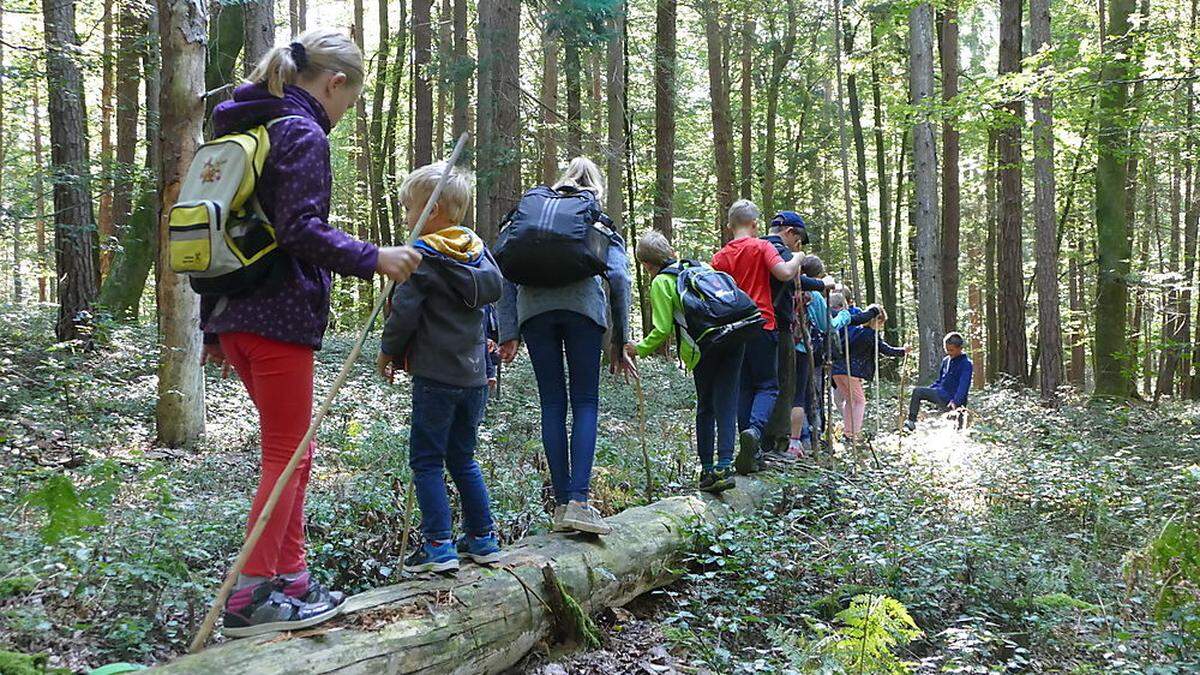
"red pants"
220,332,315,578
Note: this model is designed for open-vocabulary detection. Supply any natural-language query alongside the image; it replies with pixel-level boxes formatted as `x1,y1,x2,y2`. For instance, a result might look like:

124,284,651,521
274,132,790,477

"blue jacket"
832,323,905,381
933,354,973,406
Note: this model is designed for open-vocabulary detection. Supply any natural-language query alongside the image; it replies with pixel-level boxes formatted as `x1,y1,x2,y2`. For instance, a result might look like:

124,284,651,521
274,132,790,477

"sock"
715,459,732,470
701,463,714,473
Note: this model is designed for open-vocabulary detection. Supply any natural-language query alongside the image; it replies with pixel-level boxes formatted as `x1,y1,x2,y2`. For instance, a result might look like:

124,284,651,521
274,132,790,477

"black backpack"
660,259,765,350
494,185,614,287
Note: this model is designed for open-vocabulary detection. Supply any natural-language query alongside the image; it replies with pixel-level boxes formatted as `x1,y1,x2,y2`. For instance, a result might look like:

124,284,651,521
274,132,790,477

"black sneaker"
222,578,341,638
735,429,760,475
698,469,718,491
711,466,736,492
283,571,346,608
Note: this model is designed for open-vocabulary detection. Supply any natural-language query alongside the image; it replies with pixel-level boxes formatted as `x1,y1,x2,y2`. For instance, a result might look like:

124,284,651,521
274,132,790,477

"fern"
23,475,105,544
823,594,923,674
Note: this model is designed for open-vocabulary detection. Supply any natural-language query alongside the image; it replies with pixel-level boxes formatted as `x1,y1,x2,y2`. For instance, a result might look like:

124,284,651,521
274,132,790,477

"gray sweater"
497,230,631,348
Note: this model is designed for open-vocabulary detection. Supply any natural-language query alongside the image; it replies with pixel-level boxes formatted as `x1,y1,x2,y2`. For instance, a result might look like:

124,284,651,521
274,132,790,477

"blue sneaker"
404,540,459,573
456,532,502,565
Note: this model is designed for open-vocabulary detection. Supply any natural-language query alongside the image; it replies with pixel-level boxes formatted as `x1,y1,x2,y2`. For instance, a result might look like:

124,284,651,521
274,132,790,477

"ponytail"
247,28,365,98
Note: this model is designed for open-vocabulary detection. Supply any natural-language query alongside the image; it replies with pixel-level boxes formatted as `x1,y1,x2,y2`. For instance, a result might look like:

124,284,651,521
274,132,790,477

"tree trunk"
241,0,274,74
369,0,391,249
1094,0,1136,397
564,43,582,158
997,0,1027,382
383,0,408,240
985,130,998,381
540,22,559,184
872,18,895,341
833,0,860,297
936,6,960,332
606,6,626,233
1,1,14,302
1030,0,1063,402
846,26,874,305
763,0,796,219
204,0,243,123
1068,235,1085,387
155,0,207,447
653,0,676,240
451,0,469,149
886,130,906,343
34,83,49,303
908,2,944,383
43,0,100,341
413,0,433,167
148,480,777,675
435,0,450,151
475,0,520,243
703,0,734,241
739,15,752,199
352,0,371,245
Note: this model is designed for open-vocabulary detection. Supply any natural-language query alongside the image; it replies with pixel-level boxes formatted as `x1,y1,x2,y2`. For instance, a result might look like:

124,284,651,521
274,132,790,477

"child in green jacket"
625,231,745,492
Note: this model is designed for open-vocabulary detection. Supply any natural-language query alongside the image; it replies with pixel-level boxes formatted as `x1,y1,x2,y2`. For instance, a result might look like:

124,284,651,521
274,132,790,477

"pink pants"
833,374,866,437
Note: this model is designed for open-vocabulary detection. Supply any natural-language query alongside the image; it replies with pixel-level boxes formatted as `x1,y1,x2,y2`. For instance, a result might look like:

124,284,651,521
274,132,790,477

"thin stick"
634,376,653,502
189,133,470,653
896,353,909,454
395,485,417,576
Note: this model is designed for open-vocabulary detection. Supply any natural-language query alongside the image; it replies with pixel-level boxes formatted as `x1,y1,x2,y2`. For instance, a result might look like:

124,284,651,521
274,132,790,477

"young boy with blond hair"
378,161,504,573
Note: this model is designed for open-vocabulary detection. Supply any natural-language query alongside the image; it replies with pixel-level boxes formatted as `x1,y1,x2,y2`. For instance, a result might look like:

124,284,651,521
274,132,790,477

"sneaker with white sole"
561,500,613,535
222,578,341,638
404,540,460,573
551,504,569,532
456,532,502,565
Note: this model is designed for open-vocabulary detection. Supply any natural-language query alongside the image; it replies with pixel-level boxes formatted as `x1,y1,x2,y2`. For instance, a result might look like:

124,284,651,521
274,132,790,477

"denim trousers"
409,377,493,541
693,340,745,469
522,310,604,504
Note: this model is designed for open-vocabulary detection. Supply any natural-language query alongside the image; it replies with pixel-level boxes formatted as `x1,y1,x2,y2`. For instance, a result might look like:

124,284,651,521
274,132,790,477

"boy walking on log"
904,332,974,431
378,162,504,573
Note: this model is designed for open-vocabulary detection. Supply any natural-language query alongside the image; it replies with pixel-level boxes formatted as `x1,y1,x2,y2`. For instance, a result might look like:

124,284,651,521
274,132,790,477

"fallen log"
151,476,775,675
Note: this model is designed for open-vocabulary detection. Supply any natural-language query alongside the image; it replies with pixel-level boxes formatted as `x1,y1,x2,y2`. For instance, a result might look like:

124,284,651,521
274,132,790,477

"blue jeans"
908,386,950,422
409,377,493,541
738,329,780,435
522,310,604,504
693,341,745,469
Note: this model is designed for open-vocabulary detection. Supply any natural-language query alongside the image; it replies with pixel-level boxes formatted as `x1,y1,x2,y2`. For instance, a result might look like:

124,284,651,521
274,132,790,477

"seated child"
905,332,974,431
626,230,744,493
378,161,503,572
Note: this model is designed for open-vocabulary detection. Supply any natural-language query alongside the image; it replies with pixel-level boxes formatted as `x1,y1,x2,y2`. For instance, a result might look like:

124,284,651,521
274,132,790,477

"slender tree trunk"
871,18,895,340
606,5,626,233
451,0,469,144
351,0,371,246
97,0,114,278
997,0,1027,382
475,0,520,243
0,1,14,303
155,0,206,446
833,0,860,296
34,83,49,303
241,0,274,73
383,0,408,240
1094,0,1136,397
1029,0,1063,401
653,0,676,240
436,0,450,151
540,21,559,183
909,2,944,383
763,0,796,219
885,130,906,343
704,0,734,240
937,6,960,331
43,0,100,341
739,15,752,199
413,0,433,167
369,0,391,248
1068,235,1085,387
846,26,875,305
204,0,243,123
564,43,582,158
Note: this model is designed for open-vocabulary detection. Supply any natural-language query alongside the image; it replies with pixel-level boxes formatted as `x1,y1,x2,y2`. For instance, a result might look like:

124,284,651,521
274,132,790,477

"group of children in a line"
200,28,975,638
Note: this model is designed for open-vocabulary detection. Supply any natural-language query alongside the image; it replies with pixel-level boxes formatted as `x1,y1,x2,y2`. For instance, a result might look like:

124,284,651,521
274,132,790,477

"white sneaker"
561,501,613,535
551,505,569,532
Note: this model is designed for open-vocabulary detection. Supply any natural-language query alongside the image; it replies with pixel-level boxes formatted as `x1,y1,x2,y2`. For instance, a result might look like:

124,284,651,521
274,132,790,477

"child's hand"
377,353,397,383
611,343,640,383
377,246,423,284
201,343,232,379
623,343,638,361
499,340,520,364
487,339,498,354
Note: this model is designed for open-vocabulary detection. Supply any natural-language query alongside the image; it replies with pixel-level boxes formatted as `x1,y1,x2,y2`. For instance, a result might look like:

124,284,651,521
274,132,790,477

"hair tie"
290,42,309,70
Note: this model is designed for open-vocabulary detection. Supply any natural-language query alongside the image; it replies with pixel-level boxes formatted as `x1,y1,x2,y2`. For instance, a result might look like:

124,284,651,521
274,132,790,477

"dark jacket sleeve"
849,306,881,326
380,271,427,357
605,231,632,347
877,333,906,358
498,278,520,343
269,121,379,279
797,275,826,292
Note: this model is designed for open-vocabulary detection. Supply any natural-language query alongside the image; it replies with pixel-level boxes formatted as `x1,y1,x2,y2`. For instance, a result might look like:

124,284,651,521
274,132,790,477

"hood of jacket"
212,83,332,137
414,227,501,309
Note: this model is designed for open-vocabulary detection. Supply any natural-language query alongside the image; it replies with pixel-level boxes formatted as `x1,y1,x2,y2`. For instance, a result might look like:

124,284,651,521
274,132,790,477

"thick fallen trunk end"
152,477,775,675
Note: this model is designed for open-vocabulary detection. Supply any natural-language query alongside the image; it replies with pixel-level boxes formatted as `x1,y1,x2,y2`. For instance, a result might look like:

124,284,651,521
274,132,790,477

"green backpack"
167,116,299,297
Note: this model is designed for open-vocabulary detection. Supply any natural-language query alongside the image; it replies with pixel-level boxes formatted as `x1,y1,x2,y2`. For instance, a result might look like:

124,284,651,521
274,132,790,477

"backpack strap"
265,114,306,128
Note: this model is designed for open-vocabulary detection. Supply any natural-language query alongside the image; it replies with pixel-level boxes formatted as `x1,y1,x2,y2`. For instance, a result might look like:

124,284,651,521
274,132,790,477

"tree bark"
97,0,114,279
653,0,676,240
112,1,141,236
846,25,875,305
352,0,371,244
1094,0,1136,397
149,479,777,675
703,0,734,241
833,0,860,297
155,0,206,447
204,0,243,123
564,42,582,158
475,0,520,243
997,0,1027,382
871,17,895,341
1030,0,1063,402
451,0,469,147
43,0,100,341
435,0,450,150
241,0,274,74
937,6,960,332
383,0,408,240
985,130,998,382
763,0,796,219
540,20,560,184
413,0,433,167
739,16,752,199
908,2,945,383
34,83,49,303
369,0,391,249
606,5,626,233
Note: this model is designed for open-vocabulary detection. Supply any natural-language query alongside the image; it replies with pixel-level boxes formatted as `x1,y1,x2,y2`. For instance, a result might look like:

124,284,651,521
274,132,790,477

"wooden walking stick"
633,376,653,502
189,133,471,653
896,352,910,453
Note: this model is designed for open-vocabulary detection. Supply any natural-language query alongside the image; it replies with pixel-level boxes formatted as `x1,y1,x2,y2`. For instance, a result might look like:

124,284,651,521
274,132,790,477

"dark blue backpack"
494,185,614,287
660,259,765,350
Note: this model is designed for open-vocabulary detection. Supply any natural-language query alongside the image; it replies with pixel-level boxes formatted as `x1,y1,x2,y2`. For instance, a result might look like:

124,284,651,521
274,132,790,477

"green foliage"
22,475,105,544
822,594,922,674
0,651,70,675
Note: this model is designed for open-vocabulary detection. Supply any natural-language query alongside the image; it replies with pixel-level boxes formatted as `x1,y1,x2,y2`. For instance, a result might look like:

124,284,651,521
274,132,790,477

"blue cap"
771,211,806,230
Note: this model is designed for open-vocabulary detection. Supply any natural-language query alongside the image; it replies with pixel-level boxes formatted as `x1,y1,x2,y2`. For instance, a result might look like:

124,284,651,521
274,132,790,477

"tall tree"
241,0,274,73
451,0,470,145
996,0,1027,381
1030,0,1063,401
369,0,392,248
34,83,49,303
739,15,752,198
937,4,960,330
155,0,206,446
870,16,895,340
43,0,100,340
1093,0,1137,396
762,0,796,218
985,130,999,380
653,0,676,239
564,41,582,157
908,0,945,382
476,0,520,242
352,0,370,244
414,0,434,167
703,0,734,240
846,22,875,304
605,5,626,232
540,16,560,183
833,0,860,298
1,0,12,302
382,0,408,238
204,0,244,122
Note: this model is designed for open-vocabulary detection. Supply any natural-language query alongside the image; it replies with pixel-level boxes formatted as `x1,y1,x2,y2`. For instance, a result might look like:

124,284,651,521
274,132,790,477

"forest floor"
0,304,1198,673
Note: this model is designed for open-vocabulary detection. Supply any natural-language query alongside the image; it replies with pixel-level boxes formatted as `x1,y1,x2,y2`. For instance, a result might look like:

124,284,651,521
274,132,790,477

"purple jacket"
200,84,379,349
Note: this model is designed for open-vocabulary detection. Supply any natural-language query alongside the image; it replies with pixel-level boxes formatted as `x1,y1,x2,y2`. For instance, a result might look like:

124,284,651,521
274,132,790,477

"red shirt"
711,236,783,330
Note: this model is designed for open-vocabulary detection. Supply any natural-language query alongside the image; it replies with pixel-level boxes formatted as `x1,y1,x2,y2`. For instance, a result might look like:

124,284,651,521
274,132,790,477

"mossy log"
151,476,775,675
